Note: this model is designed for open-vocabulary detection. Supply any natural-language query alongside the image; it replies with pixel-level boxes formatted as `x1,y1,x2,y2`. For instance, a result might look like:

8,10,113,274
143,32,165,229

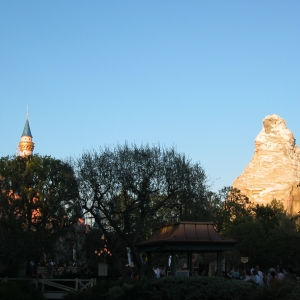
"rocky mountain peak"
233,114,300,214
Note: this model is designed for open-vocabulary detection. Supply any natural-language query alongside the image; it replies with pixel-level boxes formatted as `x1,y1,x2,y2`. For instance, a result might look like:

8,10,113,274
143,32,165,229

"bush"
118,277,254,300
63,279,129,300
63,290,90,300
0,281,44,300
64,277,254,300
250,279,299,300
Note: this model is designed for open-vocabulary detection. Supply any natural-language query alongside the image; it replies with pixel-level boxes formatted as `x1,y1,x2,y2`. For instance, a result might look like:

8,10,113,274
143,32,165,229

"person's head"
153,265,157,270
255,265,259,271
270,271,276,278
253,269,258,276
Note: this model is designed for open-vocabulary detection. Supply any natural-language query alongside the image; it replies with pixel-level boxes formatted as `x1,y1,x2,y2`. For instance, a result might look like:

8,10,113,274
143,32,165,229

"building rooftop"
136,222,236,252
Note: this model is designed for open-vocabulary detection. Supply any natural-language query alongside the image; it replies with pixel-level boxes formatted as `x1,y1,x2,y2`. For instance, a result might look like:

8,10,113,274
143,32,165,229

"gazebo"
136,222,237,278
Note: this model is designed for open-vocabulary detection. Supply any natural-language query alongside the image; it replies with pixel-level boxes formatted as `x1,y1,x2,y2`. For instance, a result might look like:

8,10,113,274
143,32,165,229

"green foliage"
211,187,300,270
211,188,286,235
222,218,267,267
211,187,251,232
287,285,300,300
250,280,298,300
0,281,44,300
264,226,300,267
64,277,254,300
63,279,128,300
252,200,285,231
104,283,134,300
125,277,253,300
0,154,78,231
63,290,90,300
0,155,78,275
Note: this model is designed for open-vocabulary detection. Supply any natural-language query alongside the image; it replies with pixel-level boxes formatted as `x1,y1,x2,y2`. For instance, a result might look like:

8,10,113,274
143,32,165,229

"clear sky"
1,1,300,192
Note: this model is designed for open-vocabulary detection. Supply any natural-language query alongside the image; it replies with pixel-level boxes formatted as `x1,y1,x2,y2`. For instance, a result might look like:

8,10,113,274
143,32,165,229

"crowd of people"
152,265,208,278
229,264,298,286
128,262,298,283
153,265,167,278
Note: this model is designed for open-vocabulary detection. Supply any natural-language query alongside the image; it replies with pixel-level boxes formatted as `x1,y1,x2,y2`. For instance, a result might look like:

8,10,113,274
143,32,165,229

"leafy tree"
252,199,285,231
75,144,209,278
212,187,300,270
262,210,300,268
0,155,78,275
222,216,268,268
211,186,252,232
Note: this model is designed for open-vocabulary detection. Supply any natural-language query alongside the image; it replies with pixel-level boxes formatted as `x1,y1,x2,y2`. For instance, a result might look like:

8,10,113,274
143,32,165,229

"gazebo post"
147,251,152,279
187,252,192,274
217,251,223,277
171,251,176,276
165,255,169,272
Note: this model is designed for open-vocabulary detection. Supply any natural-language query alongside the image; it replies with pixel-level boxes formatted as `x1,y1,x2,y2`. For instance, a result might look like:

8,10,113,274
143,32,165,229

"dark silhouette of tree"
0,155,78,275
75,144,208,278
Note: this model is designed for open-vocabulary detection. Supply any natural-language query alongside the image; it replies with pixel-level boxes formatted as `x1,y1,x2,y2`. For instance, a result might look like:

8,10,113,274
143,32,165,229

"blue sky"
1,1,300,191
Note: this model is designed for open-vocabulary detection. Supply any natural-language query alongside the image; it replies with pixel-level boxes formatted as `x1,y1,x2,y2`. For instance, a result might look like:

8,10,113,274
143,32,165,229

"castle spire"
21,119,33,137
18,109,34,157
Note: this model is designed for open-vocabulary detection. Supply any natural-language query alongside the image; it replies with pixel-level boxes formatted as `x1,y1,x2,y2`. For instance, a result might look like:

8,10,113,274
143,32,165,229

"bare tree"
75,144,208,278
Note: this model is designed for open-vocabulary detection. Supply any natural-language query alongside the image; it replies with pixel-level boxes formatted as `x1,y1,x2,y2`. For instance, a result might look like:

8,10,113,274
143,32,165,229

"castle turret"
19,113,34,157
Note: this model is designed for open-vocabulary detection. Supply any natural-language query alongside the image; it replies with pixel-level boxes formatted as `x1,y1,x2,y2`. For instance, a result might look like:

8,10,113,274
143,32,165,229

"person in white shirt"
153,265,160,278
255,265,264,286
252,269,263,286
277,267,285,280
244,269,253,282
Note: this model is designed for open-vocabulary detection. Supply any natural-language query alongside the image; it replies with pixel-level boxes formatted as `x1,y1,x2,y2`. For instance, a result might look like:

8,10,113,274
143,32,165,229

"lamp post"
94,246,112,263
94,235,112,280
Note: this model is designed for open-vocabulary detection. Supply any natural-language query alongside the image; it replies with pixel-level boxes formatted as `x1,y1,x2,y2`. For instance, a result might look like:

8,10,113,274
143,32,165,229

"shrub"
64,277,255,300
0,281,44,300
63,279,129,300
287,285,300,300
250,279,298,300
106,277,254,300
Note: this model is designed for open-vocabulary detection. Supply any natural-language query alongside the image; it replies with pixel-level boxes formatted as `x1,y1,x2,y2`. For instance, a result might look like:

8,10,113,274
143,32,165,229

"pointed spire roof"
22,119,33,137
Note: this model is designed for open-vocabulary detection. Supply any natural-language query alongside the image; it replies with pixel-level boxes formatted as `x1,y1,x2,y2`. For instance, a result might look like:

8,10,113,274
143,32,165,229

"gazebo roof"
136,222,236,252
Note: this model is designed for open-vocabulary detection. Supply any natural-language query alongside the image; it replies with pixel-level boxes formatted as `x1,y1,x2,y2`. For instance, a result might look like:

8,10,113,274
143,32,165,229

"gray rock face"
233,114,300,214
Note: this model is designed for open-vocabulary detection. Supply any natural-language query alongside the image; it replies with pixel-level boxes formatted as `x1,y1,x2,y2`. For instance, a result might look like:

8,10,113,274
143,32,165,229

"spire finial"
26,105,29,121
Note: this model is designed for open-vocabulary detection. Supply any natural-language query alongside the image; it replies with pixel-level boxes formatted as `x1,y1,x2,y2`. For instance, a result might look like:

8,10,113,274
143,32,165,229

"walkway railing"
0,277,97,299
